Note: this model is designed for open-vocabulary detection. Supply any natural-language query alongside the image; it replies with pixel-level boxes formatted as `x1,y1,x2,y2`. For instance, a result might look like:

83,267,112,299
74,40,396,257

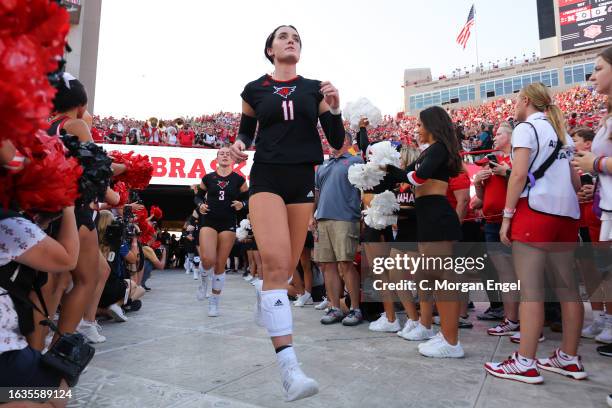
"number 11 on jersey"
282,100,294,121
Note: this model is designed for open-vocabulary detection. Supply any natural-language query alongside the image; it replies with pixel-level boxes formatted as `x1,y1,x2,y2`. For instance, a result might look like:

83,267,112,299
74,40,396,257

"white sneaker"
582,320,605,339
596,322,612,344
244,274,254,282
369,314,401,332
293,292,313,307
397,319,419,339
417,332,446,350
108,303,128,322
403,322,435,341
250,277,261,286
418,333,464,358
253,279,264,327
208,296,220,317
77,320,106,344
314,297,329,311
282,365,319,402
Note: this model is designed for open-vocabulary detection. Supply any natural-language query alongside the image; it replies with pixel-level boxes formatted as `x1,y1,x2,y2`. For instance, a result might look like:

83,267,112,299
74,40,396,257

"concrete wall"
65,0,102,113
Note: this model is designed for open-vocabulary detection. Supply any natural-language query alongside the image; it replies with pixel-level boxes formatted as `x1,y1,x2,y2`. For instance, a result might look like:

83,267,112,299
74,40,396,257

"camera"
486,153,498,164
41,329,95,387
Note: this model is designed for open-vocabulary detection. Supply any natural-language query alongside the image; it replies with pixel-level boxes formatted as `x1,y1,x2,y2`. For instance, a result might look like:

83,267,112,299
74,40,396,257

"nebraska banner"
100,144,254,186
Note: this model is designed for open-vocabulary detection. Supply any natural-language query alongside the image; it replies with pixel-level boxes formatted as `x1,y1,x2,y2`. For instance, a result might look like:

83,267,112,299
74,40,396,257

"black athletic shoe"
598,343,612,357
143,285,152,292
123,299,142,313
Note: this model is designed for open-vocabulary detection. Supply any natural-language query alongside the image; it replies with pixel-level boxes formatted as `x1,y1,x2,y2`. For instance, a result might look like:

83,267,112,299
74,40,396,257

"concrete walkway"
69,269,611,407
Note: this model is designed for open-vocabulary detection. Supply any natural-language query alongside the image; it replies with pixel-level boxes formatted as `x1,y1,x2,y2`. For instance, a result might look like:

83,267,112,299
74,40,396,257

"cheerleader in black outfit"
228,25,345,401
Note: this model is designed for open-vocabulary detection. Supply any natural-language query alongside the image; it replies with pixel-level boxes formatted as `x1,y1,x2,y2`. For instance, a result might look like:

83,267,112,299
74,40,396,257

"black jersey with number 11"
241,74,325,165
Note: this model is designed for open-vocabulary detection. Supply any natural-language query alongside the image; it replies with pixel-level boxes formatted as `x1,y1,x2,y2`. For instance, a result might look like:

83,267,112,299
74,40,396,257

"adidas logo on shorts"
274,299,284,307
306,191,314,198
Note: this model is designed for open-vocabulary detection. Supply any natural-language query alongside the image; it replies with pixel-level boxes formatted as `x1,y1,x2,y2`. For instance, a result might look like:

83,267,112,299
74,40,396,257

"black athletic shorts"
415,195,462,242
304,231,314,249
249,162,315,204
75,205,96,231
201,216,236,233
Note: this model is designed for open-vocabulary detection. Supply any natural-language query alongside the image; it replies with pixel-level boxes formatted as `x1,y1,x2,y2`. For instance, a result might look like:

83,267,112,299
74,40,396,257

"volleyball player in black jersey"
385,106,465,358
228,25,345,402
194,147,248,317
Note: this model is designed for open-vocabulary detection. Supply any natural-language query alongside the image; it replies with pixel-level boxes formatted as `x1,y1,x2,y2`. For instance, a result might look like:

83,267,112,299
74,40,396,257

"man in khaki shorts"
312,134,363,326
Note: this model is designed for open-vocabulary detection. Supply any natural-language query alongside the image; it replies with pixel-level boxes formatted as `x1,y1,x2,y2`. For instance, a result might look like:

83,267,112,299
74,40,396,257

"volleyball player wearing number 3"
229,25,345,402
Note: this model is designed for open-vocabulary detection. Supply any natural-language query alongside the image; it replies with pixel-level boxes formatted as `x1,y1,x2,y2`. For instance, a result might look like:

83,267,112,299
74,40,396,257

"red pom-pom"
109,150,154,190
150,205,163,220
0,1,69,150
138,221,156,245
13,131,81,212
133,206,148,222
112,181,129,208
150,241,161,250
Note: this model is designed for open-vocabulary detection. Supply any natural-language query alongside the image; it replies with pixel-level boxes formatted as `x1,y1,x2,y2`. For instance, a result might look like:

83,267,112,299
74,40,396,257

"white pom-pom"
236,227,248,240
347,163,385,191
368,141,401,167
343,97,383,130
363,191,399,229
239,219,251,230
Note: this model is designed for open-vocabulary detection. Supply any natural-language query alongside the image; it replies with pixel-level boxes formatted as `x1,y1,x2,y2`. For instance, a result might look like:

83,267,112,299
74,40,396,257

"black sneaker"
143,285,152,292
598,343,612,357
476,307,504,321
124,299,142,313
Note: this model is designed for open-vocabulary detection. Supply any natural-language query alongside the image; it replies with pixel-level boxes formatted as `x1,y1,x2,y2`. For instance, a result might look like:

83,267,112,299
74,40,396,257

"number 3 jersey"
201,172,246,221
241,74,325,165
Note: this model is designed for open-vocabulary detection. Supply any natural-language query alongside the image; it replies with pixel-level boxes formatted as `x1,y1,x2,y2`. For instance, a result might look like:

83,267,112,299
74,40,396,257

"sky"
94,0,539,118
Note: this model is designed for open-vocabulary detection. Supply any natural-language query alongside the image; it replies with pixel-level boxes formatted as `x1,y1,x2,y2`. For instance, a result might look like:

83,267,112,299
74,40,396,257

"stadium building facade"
404,0,612,114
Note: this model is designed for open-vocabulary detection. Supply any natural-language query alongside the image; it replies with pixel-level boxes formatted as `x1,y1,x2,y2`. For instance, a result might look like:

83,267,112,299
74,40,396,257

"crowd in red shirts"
91,86,606,152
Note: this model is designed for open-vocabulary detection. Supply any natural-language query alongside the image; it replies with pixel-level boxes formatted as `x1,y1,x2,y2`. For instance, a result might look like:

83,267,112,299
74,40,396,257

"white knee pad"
212,272,226,292
261,289,293,337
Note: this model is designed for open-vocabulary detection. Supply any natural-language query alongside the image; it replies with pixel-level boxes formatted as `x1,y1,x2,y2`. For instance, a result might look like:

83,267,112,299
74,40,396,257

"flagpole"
474,2,480,72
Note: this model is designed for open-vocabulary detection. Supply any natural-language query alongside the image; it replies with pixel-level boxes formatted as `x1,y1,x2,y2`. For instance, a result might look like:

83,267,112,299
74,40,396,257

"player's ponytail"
522,82,567,145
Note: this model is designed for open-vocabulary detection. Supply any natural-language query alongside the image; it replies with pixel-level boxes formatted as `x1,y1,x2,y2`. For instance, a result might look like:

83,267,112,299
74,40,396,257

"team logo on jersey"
273,86,296,99
217,180,229,189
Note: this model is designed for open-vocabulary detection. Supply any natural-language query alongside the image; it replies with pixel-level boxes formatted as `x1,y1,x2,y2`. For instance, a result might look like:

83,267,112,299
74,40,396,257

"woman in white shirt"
484,82,585,385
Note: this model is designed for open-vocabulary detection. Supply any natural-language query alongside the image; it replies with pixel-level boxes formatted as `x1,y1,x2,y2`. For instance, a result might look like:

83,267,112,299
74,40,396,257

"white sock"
212,273,226,292
276,346,298,371
516,353,535,368
558,348,577,362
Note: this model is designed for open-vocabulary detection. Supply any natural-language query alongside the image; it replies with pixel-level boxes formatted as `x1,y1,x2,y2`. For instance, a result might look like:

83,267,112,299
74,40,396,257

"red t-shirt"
446,172,471,210
482,154,512,224
178,130,194,146
91,127,103,143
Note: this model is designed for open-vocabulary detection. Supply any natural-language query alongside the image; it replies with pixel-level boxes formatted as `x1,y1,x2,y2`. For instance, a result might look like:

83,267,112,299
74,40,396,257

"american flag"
456,4,475,50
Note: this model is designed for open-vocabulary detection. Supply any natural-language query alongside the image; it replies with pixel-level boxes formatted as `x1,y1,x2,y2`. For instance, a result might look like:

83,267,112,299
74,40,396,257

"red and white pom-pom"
139,221,156,245
239,218,251,230
112,181,129,208
109,150,154,190
368,141,401,167
133,206,148,221
13,131,82,213
348,163,385,191
236,227,249,241
363,191,399,229
150,205,163,220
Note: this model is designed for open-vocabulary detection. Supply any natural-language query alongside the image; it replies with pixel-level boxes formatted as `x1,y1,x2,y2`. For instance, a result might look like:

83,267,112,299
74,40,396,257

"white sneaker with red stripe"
536,348,588,380
484,352,544,384
487,318,519,336
510,332,545,344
